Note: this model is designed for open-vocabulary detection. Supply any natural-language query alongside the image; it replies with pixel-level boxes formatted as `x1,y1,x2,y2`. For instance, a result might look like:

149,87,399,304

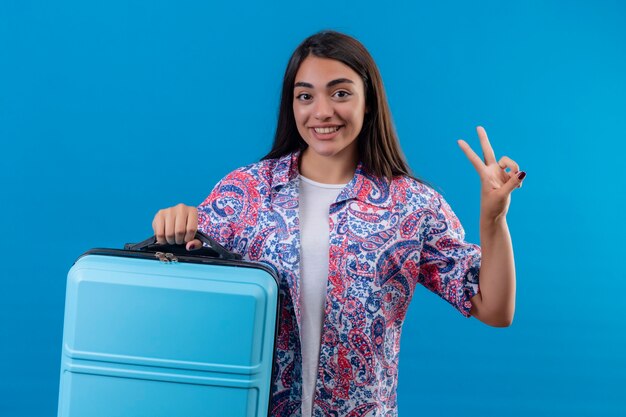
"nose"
313,96,333,120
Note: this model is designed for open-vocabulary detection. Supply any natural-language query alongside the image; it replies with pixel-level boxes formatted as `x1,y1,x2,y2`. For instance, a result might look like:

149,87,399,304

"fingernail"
188,244,195,250
517,171,526,180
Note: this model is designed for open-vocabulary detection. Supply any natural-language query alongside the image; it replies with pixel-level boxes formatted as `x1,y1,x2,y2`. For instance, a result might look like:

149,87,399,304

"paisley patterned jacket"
197,150,481,417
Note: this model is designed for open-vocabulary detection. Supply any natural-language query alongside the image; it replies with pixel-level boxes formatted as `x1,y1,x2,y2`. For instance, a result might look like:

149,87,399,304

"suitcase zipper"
155,252,179,263
79,249,279,281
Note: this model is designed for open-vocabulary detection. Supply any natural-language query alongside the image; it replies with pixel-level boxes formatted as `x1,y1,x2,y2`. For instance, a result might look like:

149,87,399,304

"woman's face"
293,55,367,162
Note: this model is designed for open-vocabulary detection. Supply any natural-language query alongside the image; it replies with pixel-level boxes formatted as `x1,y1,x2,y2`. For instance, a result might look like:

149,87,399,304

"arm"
458,126,525,328
197,168,252,253
469,216,515,327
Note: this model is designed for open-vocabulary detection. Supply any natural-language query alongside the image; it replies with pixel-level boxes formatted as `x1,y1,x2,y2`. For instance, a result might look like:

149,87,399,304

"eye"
296,93,312,101
334,90,351,98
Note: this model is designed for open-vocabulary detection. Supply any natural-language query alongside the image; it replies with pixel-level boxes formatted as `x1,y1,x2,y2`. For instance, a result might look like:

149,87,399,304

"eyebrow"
294,78,355,89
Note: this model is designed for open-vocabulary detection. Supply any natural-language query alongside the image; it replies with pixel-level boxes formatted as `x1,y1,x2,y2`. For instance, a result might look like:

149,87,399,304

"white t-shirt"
298,174,347,417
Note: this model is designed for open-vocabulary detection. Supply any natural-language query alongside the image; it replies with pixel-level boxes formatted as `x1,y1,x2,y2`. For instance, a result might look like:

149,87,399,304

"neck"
299,147,357,184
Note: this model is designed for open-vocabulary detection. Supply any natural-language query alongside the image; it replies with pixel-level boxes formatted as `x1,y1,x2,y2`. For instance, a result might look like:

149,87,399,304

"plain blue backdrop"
1,0,625,416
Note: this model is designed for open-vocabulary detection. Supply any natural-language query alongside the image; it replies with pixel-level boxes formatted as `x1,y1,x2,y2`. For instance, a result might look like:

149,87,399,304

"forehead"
294,56,362,88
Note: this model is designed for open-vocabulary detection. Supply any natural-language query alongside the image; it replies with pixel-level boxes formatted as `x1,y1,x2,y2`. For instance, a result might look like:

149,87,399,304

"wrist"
480,215,507,232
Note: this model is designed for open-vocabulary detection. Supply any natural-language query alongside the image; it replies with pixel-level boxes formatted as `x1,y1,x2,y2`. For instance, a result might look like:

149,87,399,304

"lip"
309,124,343,128
310,125,343,140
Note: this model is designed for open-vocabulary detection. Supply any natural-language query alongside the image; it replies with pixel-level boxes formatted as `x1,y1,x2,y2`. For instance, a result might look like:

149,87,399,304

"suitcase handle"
124,230,242,261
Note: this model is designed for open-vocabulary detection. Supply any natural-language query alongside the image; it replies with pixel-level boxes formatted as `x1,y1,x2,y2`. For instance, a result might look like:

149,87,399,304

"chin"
306,143,344,158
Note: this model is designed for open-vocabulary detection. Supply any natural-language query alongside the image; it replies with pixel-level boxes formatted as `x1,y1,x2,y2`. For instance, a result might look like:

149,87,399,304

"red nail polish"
188,244,195,250
517,171,526,180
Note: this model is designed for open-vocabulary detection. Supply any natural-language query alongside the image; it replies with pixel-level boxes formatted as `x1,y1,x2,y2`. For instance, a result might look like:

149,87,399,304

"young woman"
152,30,524,417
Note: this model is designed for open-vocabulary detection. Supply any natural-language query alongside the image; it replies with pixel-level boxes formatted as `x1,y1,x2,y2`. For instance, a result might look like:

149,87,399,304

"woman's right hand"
152,203,203,250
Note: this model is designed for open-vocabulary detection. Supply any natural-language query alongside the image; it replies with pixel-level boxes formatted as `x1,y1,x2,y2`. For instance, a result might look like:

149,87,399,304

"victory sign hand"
457,126,526,222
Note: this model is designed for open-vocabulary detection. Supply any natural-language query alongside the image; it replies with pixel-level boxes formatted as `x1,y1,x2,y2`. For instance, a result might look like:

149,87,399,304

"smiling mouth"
312,126,342,134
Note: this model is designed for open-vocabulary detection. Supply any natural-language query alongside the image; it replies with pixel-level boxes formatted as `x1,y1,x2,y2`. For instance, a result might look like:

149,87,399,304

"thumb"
503,171,526,194
186,239,203,251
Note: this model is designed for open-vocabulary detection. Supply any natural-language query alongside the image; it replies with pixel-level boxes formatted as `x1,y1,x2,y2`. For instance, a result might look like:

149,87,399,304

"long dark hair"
261,29,432,187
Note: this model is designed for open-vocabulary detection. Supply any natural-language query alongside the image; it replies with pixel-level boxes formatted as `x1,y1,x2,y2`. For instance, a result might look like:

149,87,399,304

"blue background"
1,0,625,416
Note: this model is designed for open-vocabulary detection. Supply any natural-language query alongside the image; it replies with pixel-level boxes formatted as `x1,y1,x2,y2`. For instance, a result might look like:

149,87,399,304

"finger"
184,208,198,243
457,139,486,173
517,171,526,188
174,205,187,245
502,170,527,194
497,156,520,174
477,126,497,165
153,210,166,244
186,239,202,251
164,209,176,244
497,156,521,183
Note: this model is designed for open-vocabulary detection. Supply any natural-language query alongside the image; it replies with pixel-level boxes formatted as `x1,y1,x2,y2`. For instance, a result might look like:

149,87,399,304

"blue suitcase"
58,232,281,417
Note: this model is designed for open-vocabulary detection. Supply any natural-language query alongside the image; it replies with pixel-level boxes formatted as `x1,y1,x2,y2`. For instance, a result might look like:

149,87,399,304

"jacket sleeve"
196,169,249,253
418,191,481,318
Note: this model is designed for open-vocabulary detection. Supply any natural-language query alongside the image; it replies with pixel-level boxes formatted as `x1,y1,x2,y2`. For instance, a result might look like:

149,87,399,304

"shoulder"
389,175,444,211
204,154,298,206
218,159,269,181
214,156,281,190
388,175,463,233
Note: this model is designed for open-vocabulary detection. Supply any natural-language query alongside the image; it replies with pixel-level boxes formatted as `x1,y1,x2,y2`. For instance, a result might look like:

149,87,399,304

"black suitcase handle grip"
124,230,242,261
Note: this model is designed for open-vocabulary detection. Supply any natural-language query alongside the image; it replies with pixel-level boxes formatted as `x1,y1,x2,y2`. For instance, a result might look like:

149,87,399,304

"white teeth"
314,126,341,134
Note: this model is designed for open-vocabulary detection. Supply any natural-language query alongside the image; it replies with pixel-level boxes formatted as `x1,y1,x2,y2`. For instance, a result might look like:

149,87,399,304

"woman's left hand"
457,126,525,222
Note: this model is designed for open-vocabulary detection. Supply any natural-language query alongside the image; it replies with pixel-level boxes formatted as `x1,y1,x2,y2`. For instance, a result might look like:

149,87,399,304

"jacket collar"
271,149,393,208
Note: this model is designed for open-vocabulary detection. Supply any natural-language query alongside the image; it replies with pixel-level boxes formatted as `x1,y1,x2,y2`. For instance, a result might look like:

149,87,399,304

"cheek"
292,107,309,140
293,106,307,126
346,108,365,129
